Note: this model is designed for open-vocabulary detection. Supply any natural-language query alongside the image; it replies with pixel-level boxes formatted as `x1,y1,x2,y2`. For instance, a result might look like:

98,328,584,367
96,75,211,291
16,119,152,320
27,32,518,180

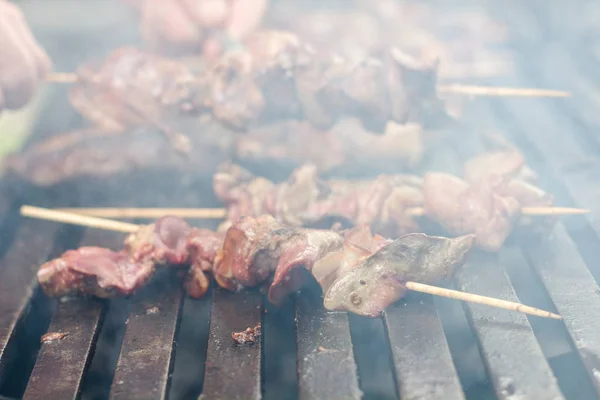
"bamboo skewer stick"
21,205,139,233
56,207,228,219
20,205,562,320
54,206,591,220
404,282,561,320
437,84,571,98
46,72,570,98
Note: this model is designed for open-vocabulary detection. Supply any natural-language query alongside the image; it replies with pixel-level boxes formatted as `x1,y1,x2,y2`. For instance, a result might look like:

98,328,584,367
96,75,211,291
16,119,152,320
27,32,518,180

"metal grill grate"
2,2,600,400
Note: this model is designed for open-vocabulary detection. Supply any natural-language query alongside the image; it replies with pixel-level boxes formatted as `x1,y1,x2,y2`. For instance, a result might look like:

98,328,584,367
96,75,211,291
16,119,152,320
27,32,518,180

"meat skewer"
48,71,571,98
207,161,587,251
43,31,569,138
21,205,561,319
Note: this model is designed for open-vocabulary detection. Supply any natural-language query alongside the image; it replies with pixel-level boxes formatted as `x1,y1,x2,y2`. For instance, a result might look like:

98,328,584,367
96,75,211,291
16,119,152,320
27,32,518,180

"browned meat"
423,173,522,252
65,31,450,135
37,214,478,317
232,323,262,346
265,0,514,79
212,214,343,302
71,47,200,152
322,232,475,317
37,247,155,298
3,118,424,188
2,121,235,187
214,163,424,236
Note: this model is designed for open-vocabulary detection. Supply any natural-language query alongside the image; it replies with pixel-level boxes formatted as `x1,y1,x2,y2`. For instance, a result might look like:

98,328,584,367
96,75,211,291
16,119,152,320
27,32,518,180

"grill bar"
23,299,102,400
477,89,600,397
456,251,564,399
0,220,64,383
22,229,122,400
384,293,465,400
202,288,262,399
429,138,567,398
296,290,361,400
110,275,183,400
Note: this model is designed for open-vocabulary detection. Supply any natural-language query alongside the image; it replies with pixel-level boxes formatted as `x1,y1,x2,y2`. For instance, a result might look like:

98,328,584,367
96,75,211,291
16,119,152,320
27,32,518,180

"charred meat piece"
213,215,343,302
65,31,450,134
424,172,522,252
214,163,424,236
232,323,262,346
37,247,155,298
323,232,475,317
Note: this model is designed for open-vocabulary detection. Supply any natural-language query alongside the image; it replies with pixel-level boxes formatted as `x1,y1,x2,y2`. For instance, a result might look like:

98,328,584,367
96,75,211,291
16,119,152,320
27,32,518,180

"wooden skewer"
47,72,78,83
437,84,571,98
56,207,228,219
405,282,561,320
54,206,591,220
46,72,570,98
21,205,139,233
20,205,561,320
405,206,591,217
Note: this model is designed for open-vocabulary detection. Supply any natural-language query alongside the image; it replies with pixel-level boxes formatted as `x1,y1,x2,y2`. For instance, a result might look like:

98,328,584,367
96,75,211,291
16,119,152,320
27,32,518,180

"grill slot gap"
262,296,298,400
168,291,213,400
434,294,497,400
79,298,131,400
348,314,398,399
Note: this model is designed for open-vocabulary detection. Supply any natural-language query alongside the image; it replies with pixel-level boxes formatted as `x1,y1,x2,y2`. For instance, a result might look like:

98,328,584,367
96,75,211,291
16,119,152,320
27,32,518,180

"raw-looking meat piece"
424,172,521,252
37,247,155,298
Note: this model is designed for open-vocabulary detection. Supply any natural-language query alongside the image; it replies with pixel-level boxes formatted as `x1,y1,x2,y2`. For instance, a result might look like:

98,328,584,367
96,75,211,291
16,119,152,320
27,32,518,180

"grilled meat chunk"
37,247,155,298
214,163,424,236
322,232,475,317
423,172,522,252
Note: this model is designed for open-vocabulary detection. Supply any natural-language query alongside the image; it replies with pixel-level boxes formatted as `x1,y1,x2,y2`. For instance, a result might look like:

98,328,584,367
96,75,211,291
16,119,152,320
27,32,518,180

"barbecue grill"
2,1,600,399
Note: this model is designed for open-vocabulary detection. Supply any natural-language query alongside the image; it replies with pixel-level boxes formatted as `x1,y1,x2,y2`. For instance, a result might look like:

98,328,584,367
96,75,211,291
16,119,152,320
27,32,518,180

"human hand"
0,0,51,113
131,0,268,59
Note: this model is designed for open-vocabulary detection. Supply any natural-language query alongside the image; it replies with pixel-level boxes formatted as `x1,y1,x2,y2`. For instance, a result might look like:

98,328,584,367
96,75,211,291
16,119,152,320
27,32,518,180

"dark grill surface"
2,1,600,399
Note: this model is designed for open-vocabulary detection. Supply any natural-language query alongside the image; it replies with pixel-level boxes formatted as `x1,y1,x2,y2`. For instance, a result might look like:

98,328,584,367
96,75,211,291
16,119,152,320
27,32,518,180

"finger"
8,6,51,79
0,12,39,109
180,0,228,28
141,0,201,47
226,0,267,40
